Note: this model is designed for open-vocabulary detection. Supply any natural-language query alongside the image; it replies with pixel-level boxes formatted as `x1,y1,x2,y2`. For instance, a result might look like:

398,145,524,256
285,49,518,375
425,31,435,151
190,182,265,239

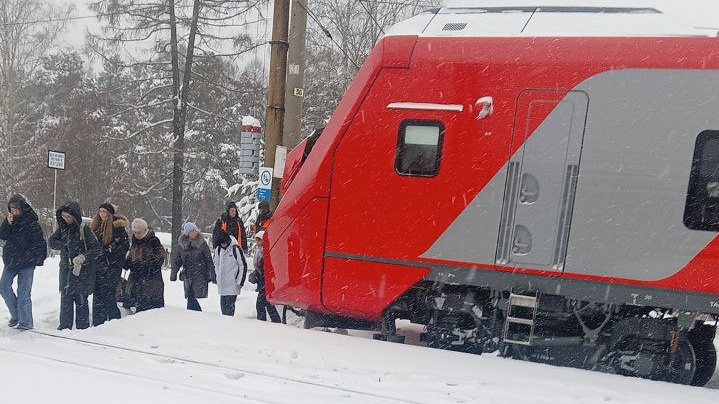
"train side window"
684,130,719,231
395,120,444,177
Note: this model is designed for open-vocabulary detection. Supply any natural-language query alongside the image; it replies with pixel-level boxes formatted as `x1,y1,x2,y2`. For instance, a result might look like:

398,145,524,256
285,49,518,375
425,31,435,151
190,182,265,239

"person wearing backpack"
48,201,105,330
212,201,248,252
213,233,248,316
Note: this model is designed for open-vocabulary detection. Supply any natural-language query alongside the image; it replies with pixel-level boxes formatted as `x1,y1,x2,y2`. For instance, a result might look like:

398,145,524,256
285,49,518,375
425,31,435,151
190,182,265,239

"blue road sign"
257,188,271,201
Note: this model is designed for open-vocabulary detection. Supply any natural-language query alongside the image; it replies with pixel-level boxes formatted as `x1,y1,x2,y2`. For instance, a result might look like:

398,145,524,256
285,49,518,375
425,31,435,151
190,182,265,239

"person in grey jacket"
171,222,215,311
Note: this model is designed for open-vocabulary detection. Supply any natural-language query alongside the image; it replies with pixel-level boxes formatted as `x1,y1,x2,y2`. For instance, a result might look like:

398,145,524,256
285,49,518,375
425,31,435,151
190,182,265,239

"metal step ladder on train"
503,291,539,345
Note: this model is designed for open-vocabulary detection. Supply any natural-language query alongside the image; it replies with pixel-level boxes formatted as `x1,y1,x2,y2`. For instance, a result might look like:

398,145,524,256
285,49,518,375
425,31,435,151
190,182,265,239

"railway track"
0,329,427,404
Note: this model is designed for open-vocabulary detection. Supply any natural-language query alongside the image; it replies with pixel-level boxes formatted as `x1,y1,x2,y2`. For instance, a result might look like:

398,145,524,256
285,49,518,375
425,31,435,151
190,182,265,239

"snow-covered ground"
1,256,719,403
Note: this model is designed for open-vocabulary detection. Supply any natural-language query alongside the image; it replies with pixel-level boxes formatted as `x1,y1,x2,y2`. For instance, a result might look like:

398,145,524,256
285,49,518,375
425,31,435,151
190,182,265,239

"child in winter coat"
213,233,248,316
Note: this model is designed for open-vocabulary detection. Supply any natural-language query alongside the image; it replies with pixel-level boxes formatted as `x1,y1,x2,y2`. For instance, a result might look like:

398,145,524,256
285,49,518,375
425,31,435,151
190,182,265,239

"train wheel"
688,331,717,386
664,340,697,385
612,339,696,384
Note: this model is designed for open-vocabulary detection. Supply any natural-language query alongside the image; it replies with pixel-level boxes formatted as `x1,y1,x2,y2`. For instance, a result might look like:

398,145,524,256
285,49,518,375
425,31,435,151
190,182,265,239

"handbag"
247,270,258,284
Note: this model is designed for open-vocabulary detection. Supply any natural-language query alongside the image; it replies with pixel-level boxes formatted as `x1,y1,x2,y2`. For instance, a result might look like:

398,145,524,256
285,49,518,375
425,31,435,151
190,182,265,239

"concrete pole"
264,0,291,211
283,0,308,151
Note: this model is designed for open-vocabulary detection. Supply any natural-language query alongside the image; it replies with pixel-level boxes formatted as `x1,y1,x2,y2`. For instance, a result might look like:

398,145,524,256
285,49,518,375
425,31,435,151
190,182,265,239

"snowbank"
1,258,719,402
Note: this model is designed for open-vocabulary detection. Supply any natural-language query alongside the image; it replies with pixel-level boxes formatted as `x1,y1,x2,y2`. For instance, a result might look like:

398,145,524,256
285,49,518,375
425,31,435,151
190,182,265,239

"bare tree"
0,0,74,197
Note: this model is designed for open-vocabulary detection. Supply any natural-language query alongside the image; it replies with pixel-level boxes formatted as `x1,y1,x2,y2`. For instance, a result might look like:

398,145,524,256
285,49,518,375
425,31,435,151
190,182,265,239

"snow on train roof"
385,3,719,38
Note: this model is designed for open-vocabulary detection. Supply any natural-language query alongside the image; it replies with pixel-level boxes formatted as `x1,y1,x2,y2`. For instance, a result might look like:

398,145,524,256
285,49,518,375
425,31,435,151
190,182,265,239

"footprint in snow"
224,372,245,380
156,357,183,365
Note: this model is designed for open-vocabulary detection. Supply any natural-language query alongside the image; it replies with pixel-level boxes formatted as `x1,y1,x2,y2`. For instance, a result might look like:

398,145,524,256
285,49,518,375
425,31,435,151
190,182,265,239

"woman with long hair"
90,203,129,325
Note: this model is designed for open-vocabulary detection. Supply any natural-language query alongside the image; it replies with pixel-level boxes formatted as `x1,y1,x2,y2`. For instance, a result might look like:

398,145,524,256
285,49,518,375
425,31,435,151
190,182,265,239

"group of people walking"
0,195,279,331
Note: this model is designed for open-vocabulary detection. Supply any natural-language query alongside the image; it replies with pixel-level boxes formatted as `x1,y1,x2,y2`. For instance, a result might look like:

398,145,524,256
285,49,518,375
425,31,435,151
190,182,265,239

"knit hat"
99,203,115,215
182,222,199,236
131,218,148,232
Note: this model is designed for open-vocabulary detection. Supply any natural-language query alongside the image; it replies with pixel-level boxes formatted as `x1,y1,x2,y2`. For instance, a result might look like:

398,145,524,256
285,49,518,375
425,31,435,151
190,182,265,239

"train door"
496,90,588,272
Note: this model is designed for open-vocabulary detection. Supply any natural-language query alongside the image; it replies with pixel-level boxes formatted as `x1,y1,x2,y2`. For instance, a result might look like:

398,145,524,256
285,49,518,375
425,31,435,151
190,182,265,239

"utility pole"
264,0,291,211
283,0,308,150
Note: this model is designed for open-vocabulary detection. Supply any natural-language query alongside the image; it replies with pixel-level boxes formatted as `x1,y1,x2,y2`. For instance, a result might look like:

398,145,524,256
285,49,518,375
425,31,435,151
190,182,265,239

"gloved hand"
170,273,177,282
72,254,86,276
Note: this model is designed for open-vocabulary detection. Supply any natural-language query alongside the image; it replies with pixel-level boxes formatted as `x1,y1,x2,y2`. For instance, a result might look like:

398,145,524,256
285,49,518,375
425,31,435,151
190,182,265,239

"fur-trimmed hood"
113,215,129,229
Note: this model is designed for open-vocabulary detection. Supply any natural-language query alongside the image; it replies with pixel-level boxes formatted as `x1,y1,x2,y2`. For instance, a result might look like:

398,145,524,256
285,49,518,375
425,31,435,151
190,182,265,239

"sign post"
48,151,65,231
238,116,263,176
257,167,273,201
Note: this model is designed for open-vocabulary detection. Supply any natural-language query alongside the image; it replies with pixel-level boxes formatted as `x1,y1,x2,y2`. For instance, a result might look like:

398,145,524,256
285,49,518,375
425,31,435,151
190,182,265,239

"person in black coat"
0,195,47,330
253,201,272,236
252,230,280,323
212,201,248,252
48,201,106,330
125,218,165,313
171,222,215,311
90,203,130,325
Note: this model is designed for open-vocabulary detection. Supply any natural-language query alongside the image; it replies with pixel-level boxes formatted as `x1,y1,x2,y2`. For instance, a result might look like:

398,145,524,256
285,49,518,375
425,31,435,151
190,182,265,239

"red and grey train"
264,5,719,385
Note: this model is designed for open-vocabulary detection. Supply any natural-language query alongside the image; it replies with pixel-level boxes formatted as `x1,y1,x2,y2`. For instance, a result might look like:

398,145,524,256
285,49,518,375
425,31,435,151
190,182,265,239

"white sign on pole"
258,167,274,190
273,146,287,178
48,150,66,170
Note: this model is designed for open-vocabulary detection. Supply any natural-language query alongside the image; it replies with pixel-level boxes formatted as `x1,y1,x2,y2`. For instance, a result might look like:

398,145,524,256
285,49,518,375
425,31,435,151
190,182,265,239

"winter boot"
7,318,18,328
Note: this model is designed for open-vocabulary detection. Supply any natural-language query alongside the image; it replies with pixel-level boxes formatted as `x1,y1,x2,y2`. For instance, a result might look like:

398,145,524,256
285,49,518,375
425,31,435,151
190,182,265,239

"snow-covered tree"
0,0,73,198
88,0,268,249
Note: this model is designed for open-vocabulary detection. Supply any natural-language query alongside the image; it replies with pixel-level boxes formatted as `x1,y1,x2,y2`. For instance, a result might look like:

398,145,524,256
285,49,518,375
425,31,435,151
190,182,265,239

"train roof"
386,2,719,38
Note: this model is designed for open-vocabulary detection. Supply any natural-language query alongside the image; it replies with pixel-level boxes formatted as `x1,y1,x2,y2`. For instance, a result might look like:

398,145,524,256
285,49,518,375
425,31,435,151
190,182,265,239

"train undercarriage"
306,282,718,386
